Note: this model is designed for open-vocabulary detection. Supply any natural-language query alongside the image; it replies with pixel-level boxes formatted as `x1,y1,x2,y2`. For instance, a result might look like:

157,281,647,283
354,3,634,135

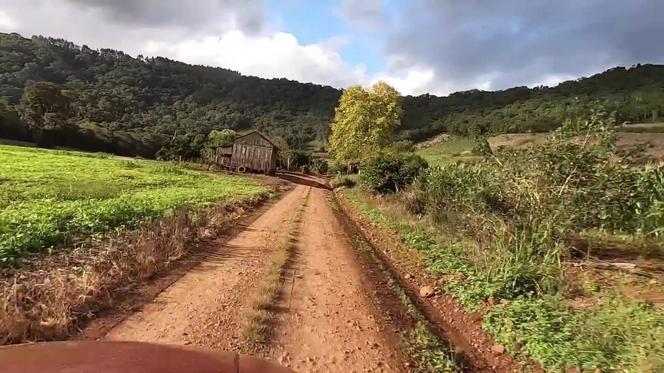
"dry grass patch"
242,190,309,348
0,196,267,344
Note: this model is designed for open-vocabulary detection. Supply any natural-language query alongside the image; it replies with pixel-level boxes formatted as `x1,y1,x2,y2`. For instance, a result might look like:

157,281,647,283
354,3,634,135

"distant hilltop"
1,32,663,157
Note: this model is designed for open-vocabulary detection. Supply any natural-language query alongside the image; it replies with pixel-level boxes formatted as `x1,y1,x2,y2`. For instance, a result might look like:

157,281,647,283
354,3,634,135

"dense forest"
1,32,663,157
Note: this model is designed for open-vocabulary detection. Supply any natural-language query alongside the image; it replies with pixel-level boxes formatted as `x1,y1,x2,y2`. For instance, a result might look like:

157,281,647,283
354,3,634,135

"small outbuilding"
224,130,279,175
213,146,233,168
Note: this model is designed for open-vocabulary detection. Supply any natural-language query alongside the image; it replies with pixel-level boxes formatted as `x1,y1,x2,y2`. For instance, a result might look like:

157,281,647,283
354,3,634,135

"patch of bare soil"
102,185,310,350
616,132,664,162
335,191,527,372
487,132,664,163
267,188,407,372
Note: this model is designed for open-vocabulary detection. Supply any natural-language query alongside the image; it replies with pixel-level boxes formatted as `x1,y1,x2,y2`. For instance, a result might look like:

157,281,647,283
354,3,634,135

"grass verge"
0,195,269,344
330,195,462,372
355,236,460,372
342,187,664,371
242,189,309,349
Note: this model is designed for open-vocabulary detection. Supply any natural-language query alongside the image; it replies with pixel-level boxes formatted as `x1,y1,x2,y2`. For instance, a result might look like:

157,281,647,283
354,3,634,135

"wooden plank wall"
230,144,275,173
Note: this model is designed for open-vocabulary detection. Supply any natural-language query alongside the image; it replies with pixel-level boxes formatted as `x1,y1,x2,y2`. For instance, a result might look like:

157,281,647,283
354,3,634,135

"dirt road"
106,185,308,349
103,179,407,371
269,187,404,372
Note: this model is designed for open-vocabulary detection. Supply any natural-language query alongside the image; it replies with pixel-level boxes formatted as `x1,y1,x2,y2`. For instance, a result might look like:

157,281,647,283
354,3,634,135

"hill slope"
0,32,663,156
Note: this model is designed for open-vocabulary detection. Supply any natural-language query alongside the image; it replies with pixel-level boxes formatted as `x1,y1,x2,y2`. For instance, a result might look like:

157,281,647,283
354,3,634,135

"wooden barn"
223,130,279,174
213,146,233,168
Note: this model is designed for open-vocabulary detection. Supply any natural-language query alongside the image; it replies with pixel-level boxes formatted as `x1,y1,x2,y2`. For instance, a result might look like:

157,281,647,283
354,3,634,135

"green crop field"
0,145,267,265
415,138,478,166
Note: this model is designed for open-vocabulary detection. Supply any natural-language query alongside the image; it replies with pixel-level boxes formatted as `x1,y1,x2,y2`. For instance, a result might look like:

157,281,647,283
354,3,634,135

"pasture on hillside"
0,145,267,265
416,131,664,166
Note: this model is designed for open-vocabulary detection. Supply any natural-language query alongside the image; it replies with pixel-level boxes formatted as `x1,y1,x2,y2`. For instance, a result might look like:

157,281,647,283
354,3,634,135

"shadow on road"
276,172,330,190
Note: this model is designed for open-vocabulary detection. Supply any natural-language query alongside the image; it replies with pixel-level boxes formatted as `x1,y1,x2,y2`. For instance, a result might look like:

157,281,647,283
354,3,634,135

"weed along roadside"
329,112,664,372
333,191,522,372
329,195,470,372
0,145,279,344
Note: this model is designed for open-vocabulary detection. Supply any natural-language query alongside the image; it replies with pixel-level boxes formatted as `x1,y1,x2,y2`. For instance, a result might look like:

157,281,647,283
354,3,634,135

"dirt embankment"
335,191,526,372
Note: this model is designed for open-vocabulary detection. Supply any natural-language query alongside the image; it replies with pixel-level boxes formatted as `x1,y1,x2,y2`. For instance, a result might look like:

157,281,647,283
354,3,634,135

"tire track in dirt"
267,187,406,372
104,185,309,351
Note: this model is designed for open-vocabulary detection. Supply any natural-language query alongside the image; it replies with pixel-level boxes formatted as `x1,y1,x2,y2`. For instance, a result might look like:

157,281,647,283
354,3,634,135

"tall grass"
0,198,266,344
344,109,664,370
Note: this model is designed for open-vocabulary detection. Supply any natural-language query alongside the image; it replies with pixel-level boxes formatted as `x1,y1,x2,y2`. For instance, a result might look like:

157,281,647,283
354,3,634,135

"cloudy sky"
0,0,661,96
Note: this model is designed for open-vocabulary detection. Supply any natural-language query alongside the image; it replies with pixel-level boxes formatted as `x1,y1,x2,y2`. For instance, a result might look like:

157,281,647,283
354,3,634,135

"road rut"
105,185,309,350
104,179,407,371
269,187,405,372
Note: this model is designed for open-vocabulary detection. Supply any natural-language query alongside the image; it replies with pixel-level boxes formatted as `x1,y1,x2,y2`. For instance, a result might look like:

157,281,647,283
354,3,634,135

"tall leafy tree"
329,81,402,168
201,129,239,159
17,81,72,147
206,129,239,148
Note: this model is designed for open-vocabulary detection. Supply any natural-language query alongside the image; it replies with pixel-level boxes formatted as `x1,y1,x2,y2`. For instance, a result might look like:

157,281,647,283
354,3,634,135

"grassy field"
416,132,664,165
415,138,478,166
0,145,267,265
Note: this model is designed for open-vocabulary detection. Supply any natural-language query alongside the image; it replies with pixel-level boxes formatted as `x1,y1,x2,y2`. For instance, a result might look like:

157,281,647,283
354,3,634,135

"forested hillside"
1,32,663,157
0,32,340,156
400,65,664,140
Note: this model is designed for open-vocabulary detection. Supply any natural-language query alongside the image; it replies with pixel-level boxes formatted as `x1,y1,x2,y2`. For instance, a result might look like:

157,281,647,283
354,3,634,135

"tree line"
1,32,663,158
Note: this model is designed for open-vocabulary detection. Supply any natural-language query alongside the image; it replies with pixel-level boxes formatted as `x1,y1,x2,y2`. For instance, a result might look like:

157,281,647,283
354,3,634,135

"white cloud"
0,0,371,89
0,10,16,29
143,31,367,88
0,0,462,96
371,68,436,96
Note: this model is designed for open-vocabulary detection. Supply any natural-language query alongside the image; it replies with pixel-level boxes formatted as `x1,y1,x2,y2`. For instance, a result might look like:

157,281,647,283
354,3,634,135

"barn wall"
236,132,273,148
212,146,233,168
230,143,276,174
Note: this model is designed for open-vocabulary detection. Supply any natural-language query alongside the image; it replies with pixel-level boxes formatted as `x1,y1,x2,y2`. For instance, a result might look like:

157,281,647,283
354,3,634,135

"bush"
312,159,328,175
415,109,663,237
360,152,428,194
471,137,493,156
330,174,358,189
414,162,505,224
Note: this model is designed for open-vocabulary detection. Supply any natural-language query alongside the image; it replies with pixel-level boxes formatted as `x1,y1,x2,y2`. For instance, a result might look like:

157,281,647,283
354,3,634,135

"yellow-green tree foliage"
329,81,402,167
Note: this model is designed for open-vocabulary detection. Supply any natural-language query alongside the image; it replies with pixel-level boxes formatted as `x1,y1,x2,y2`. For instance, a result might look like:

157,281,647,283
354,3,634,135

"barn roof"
236,130,279,150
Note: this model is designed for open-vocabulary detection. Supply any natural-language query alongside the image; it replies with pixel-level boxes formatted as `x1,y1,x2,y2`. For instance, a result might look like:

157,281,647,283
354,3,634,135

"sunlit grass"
0,145,267,264
415,139,477,166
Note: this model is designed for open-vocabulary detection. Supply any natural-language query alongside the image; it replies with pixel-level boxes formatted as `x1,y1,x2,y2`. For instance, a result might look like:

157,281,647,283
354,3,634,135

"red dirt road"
270,187,405,372
103,181,407,371
105,185,309,350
